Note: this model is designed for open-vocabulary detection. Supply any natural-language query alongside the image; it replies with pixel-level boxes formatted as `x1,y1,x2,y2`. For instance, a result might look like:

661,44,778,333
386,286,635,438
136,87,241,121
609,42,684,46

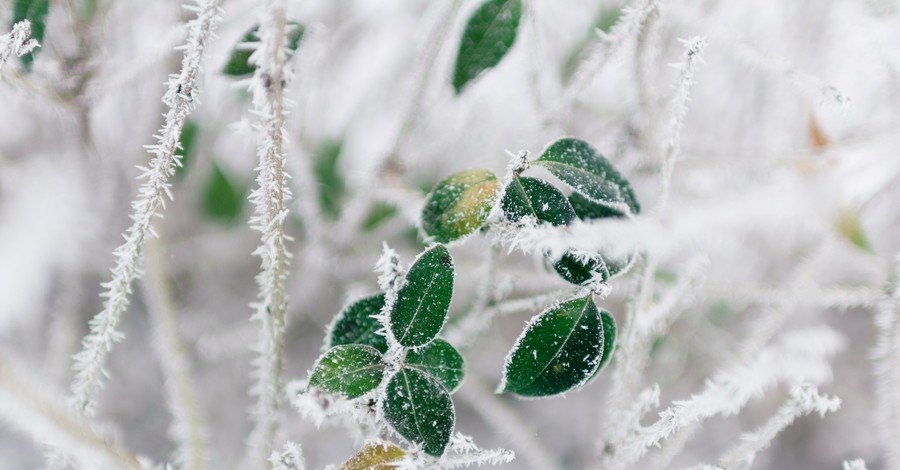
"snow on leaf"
501,176,576,227
421,169,500,243
501,295,605,397
533,138,640,215
452,0,522,94
405,339,466,393
338,441,406,470
389,245,454,348
327,293,389,354
308,345,385,399
382,367,455,457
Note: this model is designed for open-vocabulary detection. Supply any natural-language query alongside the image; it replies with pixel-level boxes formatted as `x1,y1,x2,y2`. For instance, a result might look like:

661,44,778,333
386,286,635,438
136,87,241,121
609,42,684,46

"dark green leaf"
308,345,384,399
175,120,199,180
361,202,399,232
452,0,522,94
421,169,499,243
552,250,632,285
501,295,604,397
390,245,454,348
201,163,245,223
313,139,345,219
534,138,640,215
568,192,625,220
327,293,388,354
12,0,50,68
591,311,616,379
405,339,465,393
222,22,304,77
383,367,455,456
501,176,575,226
338,442,406,470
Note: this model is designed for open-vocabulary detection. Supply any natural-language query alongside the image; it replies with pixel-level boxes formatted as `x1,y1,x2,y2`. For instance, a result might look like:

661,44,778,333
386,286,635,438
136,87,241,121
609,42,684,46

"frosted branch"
69,0,222,417
843,459,869,470
0,351,149,470
0,20,39,72
143,238,207,470
244,0,295,467
269,442,305,470
873,254,900,470
715,384,840,470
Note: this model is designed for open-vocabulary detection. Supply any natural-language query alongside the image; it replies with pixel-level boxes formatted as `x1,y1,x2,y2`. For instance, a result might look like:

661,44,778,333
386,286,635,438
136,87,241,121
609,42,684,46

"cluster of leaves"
306,244,463,458
420,137,636,397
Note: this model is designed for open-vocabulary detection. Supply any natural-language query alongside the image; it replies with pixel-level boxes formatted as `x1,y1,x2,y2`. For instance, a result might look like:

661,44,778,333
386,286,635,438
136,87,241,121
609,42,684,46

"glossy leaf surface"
309,345,384,399
452,0,522,94
421,169,499,243
390,245,454,348
501,176,576,226
405,339,465,393
502,295,604,397
327,293,388,353
383,367,454,456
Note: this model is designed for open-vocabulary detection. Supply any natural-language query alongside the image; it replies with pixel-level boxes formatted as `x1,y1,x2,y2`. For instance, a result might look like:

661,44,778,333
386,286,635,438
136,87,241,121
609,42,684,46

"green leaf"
501,295,604,397
390,245,455,348
383,367,455,456
201,163,246,224
338,442,406,470
361,202,399,232
501,176,576,226
12,0,50,68
327,293,388,354
592,311,616,378
222,22,305,77
405,339,465,393
313,139,345,220
552,250,631,286
175,120,199,180
421,169,499,243
568,192,625,220
308,345,385,399
533,138,640,215
452,0,522,94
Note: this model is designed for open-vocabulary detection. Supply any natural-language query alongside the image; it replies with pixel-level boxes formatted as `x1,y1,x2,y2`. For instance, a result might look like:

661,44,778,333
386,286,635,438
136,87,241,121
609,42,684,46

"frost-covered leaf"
501,176,576,226
405,339,465,393
421,169,499,243
201,163,246,224
501,295,604,397
390,245,454,348
533,138,640,215
222,22,304,77
308,345,384,399
383,367,455,456
452,0,522,94
589,311,616,380
338,442,406,470
568,192,625,220
314,139,345,220
327,293,388,354
12,0,50,67
175,120,199,180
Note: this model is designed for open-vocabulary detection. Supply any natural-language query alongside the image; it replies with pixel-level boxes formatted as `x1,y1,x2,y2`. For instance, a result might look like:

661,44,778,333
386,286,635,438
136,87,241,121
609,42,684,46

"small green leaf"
390,245,454,348
552,250,631,285
222,22,305,77
175,120,199,180
201,163,245,224
383,367,455,456
568,192,625,220
452,0,522,94
405,339,465,393
361,202,399,232
327,293,388,353
309,345,385,399
338,442,406,470
313,139,345,220
501,176,576,226
422,169,499,243
587,311,616,382
13,0,50,68
534,138,640,215
501,295,604,397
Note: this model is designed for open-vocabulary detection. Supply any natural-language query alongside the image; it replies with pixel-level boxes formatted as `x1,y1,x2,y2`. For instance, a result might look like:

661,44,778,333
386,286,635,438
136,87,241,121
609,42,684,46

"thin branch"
69,0,223,417
244,0,294,467
143,237,207,470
